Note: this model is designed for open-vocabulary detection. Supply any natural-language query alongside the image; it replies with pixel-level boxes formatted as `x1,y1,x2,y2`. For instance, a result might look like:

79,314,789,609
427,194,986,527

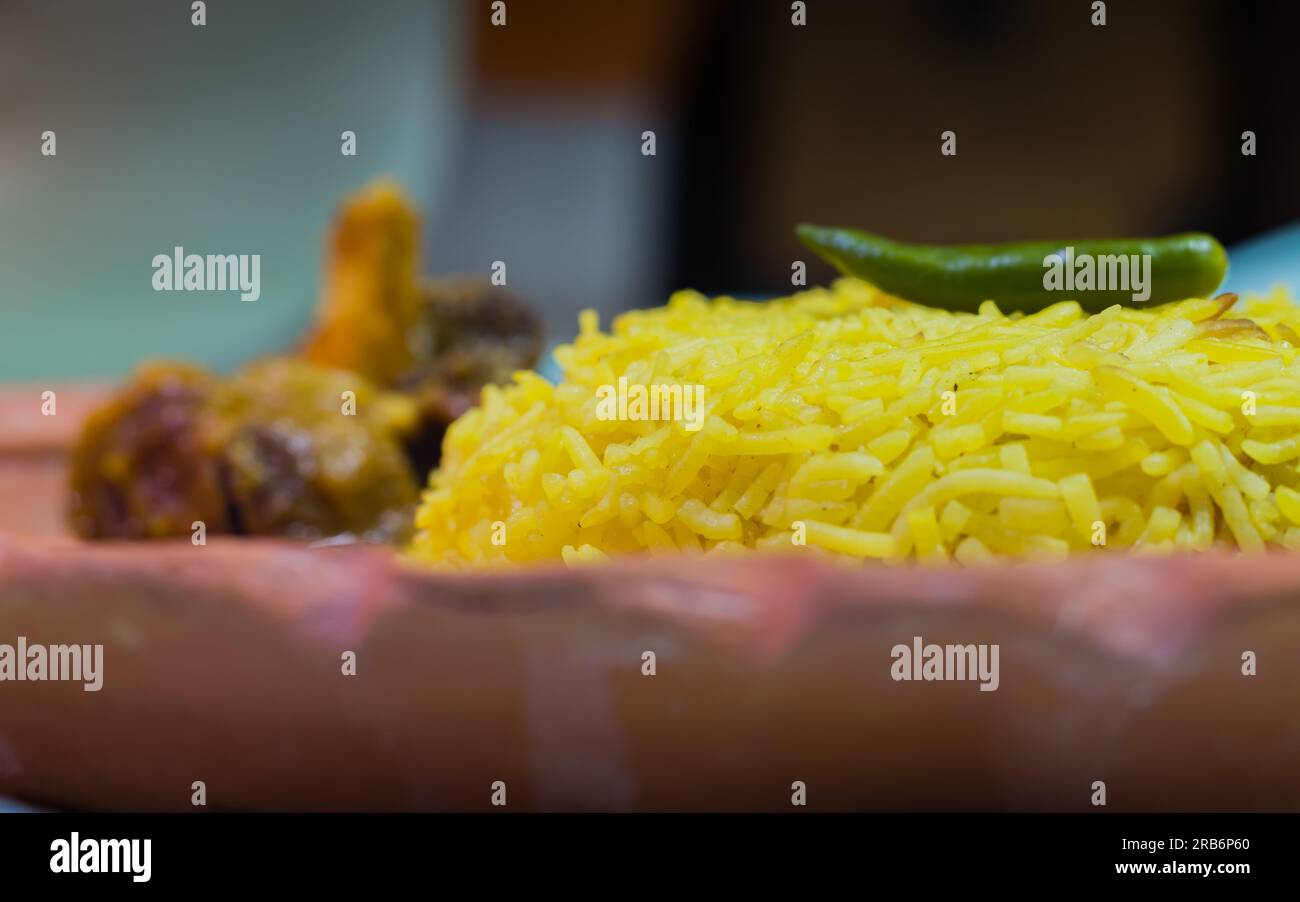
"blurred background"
2,0,1299,381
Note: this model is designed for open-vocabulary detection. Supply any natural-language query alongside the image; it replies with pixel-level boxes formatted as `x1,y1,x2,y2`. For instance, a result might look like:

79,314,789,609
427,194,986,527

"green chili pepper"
796,225,1227,313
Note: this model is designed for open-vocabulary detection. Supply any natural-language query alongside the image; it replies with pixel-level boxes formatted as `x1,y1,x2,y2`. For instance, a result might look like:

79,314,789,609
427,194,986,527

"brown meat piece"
71,182,541,542
212,359,420,541
69,359,420,542
298,184,543,478
300,181,423,386
69,363,230,539
406,276,544,394
399,278,543,476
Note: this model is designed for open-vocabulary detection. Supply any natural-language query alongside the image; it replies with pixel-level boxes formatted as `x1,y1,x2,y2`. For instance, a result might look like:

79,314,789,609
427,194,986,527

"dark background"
663,0,1300,296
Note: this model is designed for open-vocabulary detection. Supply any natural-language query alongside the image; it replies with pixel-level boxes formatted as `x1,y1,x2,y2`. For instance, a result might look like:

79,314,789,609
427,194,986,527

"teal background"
1220,224,1300,299
0,0,463,381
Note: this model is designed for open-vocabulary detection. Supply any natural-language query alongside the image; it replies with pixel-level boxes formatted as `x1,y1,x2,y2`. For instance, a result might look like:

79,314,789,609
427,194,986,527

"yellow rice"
410,279,1300,567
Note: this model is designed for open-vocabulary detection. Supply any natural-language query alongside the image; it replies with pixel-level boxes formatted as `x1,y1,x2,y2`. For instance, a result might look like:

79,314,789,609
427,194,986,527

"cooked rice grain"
410,280,1300,566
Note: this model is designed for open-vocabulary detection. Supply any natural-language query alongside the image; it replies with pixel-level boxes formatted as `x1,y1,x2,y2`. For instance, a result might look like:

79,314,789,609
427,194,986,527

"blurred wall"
670,0,1300,294
424,0,704,340
3,0,1298,383
0,0,463,380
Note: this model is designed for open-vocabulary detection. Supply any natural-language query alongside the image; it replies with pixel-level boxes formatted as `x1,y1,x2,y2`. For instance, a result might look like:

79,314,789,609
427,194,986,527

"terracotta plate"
1,387,1297,811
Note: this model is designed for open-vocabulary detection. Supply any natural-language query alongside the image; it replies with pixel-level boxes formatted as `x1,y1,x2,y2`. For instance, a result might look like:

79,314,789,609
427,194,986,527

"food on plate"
295,181,542,478
70,359,421,541
397,276,544,475
301,182,541,395
410,278,1300,567
68,363,230,539
301,181,424,385
66,199,1299,567
797,225,1228,312
69,182,541,541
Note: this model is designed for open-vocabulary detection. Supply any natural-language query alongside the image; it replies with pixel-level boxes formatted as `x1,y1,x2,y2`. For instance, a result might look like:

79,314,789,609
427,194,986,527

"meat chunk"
300,181,423,386
69,363,230,539
212,359,420,541
71,182,541,542
299,185,542,479
69,359,420,542
399,277,543,475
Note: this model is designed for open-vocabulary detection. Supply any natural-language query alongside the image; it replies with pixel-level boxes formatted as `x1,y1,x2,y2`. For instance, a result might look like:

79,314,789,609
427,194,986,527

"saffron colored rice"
410,280,1300,567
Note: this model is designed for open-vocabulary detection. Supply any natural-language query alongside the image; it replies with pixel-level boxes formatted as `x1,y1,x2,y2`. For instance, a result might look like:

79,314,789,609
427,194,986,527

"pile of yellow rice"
410,280,1300,567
